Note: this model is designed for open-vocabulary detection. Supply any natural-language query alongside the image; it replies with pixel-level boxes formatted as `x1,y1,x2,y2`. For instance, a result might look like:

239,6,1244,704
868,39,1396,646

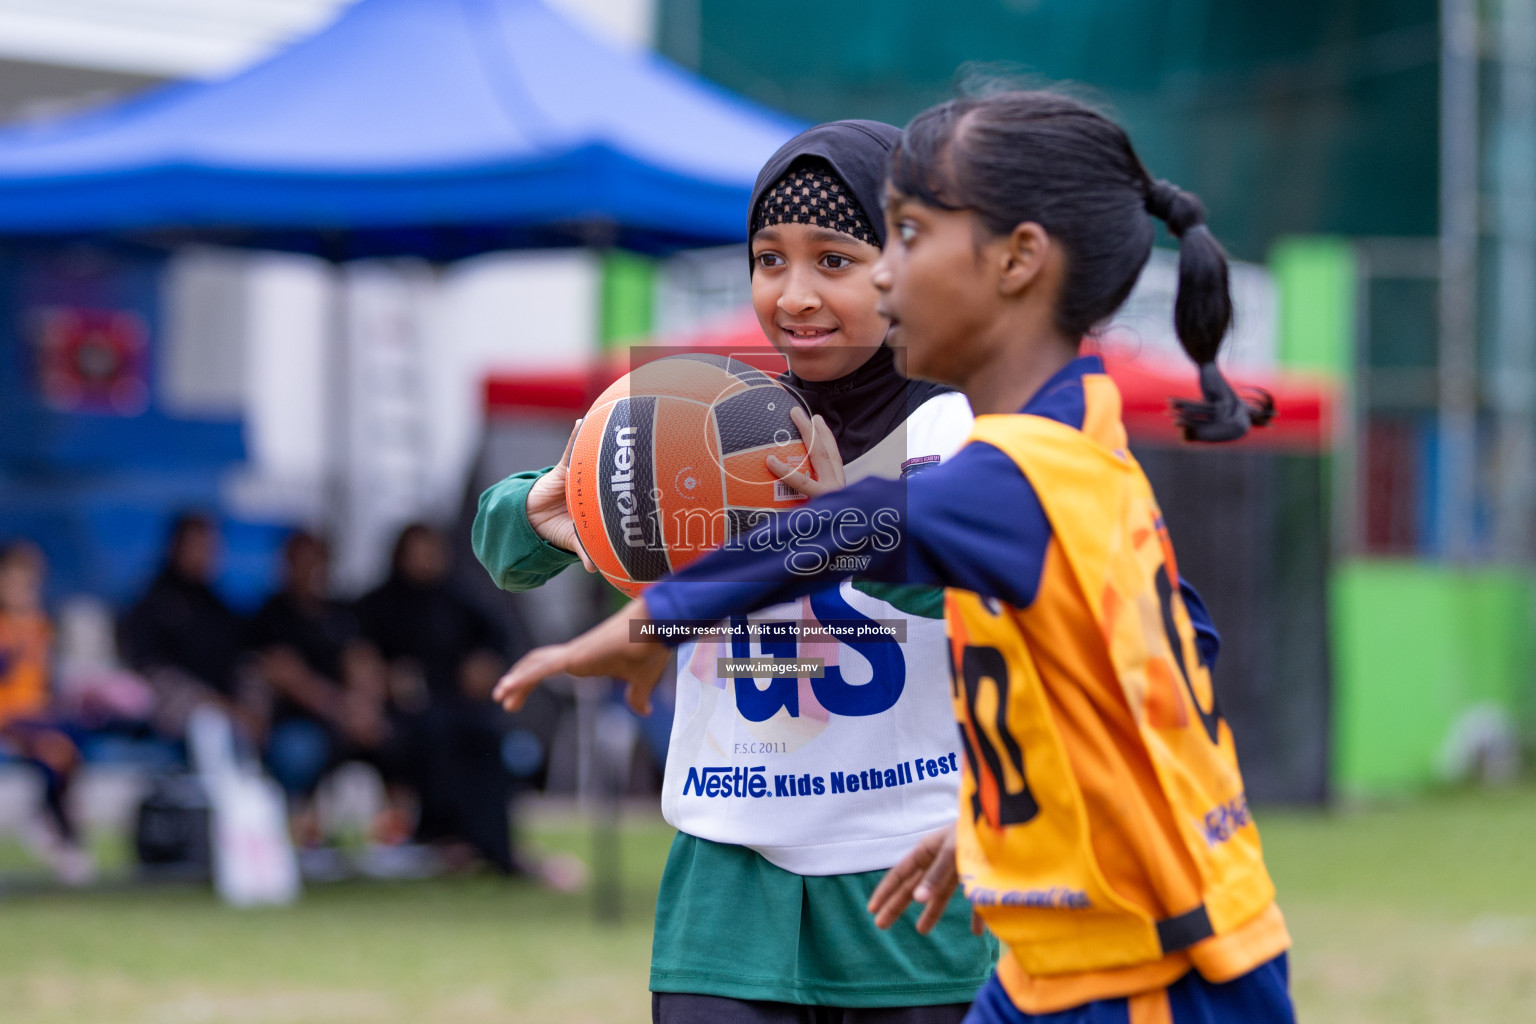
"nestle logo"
609,425,642,546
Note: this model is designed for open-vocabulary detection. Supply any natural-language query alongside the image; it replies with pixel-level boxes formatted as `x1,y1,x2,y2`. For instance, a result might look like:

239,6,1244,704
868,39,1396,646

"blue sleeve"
1179,580,1221,670
644,442,1053,638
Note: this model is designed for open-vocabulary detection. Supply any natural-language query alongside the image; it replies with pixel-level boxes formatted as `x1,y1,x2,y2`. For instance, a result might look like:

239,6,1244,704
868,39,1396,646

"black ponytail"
1144,180,1273,441
890,92,1272,443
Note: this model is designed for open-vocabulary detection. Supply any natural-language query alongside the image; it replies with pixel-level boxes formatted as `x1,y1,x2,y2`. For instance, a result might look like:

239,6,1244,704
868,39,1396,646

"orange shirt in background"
0,610,52,727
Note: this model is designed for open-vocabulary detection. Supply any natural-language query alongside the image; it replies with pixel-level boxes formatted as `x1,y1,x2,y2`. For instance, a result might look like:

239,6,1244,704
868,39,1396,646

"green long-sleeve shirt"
472,467,577,593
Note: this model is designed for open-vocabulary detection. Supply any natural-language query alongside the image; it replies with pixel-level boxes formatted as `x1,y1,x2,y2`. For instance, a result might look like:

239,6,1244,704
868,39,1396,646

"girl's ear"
997,221,1051,297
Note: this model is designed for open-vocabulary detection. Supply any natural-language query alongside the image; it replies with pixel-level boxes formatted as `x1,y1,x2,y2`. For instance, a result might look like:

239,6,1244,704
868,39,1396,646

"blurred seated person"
51,595,156,730
0,542,92,883
356,522,517,873
118,513,258,741
246,530,391,840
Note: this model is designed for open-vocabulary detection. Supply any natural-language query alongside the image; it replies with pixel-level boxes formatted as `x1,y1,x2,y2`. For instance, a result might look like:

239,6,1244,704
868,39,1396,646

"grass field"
1,788,1533,1023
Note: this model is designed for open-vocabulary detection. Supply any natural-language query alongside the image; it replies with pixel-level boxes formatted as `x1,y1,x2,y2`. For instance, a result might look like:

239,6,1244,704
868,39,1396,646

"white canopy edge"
0,0,652,80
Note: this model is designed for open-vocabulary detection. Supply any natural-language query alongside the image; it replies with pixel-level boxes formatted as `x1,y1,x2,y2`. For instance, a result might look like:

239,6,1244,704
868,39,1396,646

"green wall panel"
600,251,655,350
1332,561,1534,796
660,0,1439,262
1271,235,1356,380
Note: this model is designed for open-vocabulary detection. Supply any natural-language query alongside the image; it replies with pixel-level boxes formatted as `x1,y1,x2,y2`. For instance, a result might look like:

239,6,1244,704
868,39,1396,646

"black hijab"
748,120,953,464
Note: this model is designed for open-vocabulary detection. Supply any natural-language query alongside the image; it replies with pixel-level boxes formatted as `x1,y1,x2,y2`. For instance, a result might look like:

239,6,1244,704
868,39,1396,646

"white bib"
659,392,975,875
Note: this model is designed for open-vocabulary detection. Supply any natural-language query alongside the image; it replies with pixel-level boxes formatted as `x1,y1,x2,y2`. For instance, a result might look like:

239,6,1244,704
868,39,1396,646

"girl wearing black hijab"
474,122,991,1023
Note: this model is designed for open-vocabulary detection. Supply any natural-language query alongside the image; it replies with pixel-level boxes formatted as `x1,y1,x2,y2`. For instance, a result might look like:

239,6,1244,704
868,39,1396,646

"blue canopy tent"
0,0,800,259
0,0,802,817
0,0,801,613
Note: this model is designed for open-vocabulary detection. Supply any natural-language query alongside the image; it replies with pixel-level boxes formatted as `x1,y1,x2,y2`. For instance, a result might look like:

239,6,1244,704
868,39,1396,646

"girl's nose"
870,256,892,292
777,268,821,314
777,290,820,315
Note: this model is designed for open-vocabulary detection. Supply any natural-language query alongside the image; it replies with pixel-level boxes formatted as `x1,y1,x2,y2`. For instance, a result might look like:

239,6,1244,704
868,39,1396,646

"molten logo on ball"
609,425,643,547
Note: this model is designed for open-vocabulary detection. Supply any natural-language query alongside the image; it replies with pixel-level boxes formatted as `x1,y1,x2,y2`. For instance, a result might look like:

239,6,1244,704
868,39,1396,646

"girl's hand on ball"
492,599,671,715
767,407,844,496
867,824,964,935
526,419,596,572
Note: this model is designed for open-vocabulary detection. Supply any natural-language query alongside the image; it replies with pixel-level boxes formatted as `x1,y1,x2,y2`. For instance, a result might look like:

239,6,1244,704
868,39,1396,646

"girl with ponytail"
494,91,1295,1024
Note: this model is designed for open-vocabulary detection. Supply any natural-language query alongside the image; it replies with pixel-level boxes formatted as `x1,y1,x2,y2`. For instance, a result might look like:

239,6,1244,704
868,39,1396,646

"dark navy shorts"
960,955,1294,1024
653,993,972,1024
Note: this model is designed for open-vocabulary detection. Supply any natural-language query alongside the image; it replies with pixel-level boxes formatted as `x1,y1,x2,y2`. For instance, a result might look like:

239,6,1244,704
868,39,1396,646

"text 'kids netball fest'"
0,3,1524,1024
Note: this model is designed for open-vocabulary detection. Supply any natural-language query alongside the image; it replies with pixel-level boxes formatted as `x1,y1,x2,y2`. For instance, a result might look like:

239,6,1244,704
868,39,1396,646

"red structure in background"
486,314,1336,453
1361,416,1422,554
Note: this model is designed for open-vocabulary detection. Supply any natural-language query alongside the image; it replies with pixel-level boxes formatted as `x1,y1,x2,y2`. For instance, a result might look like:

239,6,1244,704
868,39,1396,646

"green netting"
659,0,1438,262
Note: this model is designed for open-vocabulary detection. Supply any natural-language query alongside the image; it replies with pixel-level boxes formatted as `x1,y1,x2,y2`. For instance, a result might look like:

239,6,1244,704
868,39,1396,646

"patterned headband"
751,159,879,247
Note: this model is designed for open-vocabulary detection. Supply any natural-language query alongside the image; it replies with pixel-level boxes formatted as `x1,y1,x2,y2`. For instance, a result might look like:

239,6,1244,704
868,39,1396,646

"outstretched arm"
493,442,1061,714
494,470,916,716
646,441,1057,624
493,598,670,714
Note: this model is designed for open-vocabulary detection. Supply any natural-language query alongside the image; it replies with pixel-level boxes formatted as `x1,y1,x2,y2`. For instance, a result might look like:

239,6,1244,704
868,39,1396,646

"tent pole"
580,224,627,925
1439,0,1481,562
323,244,353,592
1492,0,1536,562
